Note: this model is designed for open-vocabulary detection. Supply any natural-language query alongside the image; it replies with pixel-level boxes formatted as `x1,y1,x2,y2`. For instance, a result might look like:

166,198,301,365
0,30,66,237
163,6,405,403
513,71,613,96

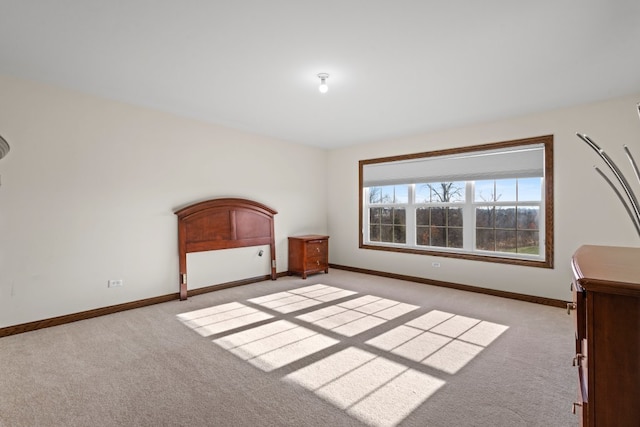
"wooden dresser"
288,235,329,279
570,245,640,426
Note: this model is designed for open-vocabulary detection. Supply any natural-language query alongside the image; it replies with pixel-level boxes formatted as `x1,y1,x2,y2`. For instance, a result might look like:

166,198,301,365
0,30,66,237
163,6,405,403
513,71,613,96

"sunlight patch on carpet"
367,310,509,374
285,347,445,427
248,285,358,313
212,320,338,372
296,295,419,337
176,302,273,336
177,285,509,427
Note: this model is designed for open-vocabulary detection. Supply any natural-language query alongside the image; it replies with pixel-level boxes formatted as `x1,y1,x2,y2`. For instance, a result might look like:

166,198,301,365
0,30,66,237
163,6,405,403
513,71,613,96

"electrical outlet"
431,262,441,268
107,279,123,288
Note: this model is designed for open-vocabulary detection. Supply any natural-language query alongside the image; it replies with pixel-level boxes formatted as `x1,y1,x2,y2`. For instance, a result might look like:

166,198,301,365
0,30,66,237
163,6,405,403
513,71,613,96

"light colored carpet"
0,270,577,426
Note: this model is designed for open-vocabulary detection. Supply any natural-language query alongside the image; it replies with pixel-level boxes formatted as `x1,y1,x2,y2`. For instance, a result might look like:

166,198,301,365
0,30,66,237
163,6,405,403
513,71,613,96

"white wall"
1,74,638,328
0,75,328,328
327,93,640,301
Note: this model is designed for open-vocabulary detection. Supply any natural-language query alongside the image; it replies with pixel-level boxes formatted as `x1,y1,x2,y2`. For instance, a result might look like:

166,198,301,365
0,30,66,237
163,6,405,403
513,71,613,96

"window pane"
417,227,430,246
448,228,463,248
475,207,495,228
431,227,446,247
517,207,539,230
369,185,408,204
380,186,395,203
431,207,446,226
381,208,393,224
370,207,381,224
474,180,496,202
448,207,463,227
476,229,495,251
518,178,542,201
393,185,409,203
517,231,539,254
368,187,383,204
449,182,466,202
430,182,465,202
495,207,516,229
374,208,406,244
415,184,432,203
416,208,429,225
495,179,517,202
381,225,393,242
416,182,465,203
394,208,406,225
496,230,517,252
370,225,380,241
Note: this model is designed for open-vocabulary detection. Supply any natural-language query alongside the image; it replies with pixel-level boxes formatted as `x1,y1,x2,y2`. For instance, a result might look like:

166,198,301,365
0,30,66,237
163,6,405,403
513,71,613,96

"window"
359,136,553,268
474,178,542,255
368,185,408,244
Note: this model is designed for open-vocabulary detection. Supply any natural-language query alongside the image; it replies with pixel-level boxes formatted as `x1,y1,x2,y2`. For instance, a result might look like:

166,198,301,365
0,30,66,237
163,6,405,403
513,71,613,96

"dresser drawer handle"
316,247,320,253
572,402,582,414
566,302,576,315
572,353,584,366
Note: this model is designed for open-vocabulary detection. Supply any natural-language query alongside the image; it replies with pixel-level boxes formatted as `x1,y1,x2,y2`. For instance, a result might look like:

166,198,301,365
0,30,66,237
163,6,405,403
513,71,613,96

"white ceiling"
0,1,639,149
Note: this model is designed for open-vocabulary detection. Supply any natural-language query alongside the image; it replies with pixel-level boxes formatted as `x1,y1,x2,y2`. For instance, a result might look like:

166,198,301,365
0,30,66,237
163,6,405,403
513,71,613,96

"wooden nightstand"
288,235,329,279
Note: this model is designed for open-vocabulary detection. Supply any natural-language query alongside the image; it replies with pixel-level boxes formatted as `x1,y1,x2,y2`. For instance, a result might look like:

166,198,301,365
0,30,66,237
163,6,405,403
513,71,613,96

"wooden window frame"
358,135,554,269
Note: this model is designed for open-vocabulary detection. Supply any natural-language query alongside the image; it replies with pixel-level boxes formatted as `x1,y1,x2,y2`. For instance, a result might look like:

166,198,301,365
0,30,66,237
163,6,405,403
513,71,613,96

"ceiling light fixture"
317,73,329,94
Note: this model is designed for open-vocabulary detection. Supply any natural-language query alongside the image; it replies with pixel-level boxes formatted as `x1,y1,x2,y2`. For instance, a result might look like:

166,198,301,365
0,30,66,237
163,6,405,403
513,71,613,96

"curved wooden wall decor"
175,198,278,301
0,134,10,160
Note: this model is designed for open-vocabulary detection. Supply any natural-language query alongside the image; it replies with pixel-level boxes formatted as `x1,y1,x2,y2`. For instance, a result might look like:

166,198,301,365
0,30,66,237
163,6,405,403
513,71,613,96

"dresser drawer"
571,281,586,345
576,364,588,424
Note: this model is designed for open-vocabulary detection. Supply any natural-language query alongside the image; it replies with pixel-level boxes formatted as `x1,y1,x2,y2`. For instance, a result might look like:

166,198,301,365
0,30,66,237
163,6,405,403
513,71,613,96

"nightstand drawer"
305,256,328,271
307,240,327,255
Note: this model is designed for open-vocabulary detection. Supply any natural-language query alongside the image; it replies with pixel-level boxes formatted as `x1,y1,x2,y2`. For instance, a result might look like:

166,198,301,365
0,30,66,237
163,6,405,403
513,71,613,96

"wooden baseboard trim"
0,267,564,338
0,293,179,339
329,264,568,308
0,272,288,339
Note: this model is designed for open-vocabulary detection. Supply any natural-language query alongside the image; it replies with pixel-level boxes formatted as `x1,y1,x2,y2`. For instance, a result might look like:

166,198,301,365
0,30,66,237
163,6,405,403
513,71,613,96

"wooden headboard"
175,198,278,300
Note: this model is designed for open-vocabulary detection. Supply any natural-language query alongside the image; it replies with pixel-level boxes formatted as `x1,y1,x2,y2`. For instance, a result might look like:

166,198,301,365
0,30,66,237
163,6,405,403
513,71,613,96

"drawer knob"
317,260,320,265
316,247,320,253
566,302,576,315
572,402,582,414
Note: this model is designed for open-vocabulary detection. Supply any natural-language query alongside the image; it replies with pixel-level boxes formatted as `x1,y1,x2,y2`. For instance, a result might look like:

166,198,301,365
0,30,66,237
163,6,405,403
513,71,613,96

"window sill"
360,243,553,269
